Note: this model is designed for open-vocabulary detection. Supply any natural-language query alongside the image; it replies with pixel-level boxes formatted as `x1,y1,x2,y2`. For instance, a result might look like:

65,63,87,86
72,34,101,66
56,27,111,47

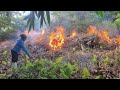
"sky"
19,11,30,16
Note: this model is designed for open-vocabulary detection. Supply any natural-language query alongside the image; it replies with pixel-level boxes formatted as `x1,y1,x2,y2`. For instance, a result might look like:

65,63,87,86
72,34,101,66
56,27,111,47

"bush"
9,57,78,79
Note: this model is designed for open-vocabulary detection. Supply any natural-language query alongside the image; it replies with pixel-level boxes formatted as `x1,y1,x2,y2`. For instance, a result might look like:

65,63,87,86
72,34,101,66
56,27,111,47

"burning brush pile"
1,25,120,78
82,25,120,50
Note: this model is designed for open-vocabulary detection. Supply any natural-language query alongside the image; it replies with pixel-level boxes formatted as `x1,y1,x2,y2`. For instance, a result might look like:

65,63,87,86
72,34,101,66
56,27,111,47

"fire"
87,25,113,45
98,31,112,44
71,31,77,37
115,36,120,45
87,25,98,35
49,26,65,50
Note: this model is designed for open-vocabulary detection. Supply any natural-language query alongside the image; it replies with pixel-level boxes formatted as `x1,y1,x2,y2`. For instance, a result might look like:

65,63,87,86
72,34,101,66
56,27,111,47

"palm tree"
24,11,104,32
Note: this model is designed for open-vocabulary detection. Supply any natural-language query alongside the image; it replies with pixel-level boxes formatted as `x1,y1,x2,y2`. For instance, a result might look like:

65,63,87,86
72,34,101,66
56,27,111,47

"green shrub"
9,57,77,79
116,55,120,65
81,67,91,79
93,54,97,64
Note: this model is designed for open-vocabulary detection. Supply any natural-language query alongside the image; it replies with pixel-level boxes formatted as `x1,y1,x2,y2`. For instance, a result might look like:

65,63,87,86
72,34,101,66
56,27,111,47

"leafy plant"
96,11,105,18
24,11,50,32
95,75,103,79
93,54,97,64
2,61,7,65
9,58,77,79
81,67,91,79
104,55,108,67
60,62,76,79
24,11,104,32
0,74,6,79
114,13,120,27
116,55,120,65
2,50,7,56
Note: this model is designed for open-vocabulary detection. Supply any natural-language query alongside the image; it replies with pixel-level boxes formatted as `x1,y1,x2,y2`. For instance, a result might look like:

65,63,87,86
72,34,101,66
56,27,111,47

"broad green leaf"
96,11,104,18
40,11,44,28
26,18,31,27
43,17,47,25
46,11,50,26
37,11,42,18
30,16,35,31
24,14,30,20
28,20,32,32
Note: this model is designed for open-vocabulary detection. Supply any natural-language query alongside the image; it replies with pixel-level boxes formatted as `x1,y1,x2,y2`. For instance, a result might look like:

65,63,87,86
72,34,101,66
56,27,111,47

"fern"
95,75,102,79
56,57,62,64
116,55,120,65
82,67,91,79
104,55,108,67
0,74,6,79
93,54,97,64
2,61,7,65
2,50,7,56
10,58,77,79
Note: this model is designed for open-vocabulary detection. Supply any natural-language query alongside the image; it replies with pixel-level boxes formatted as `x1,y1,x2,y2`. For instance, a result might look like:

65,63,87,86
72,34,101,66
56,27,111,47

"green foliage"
60,62,76,79
96,11,104,18
82,67,91,79
116,55,120,65
114,13,120,27
100,46,103,49
2,50,7,56
24,11,50,32
95,75,102,79
51,11,102,32
0,11,26,41
24,11,105,32
2,61,7,65
93,54,97,64
104,55,108,67
0,16,11,29
0,74,6,79
10,57,77,79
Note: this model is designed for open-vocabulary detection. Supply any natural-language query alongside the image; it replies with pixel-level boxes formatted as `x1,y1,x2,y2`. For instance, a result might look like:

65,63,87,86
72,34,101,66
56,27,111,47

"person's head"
20,34,27,41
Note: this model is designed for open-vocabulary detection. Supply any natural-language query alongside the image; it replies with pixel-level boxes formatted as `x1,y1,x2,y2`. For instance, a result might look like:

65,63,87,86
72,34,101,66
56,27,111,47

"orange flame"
49,26,65,50
87,25,98,35
98,31,112,44
71,31,77,37
115,35,120,45
87,25,113,45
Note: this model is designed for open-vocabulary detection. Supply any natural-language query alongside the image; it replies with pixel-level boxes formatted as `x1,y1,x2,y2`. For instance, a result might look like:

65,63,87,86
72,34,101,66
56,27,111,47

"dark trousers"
11,50,18,62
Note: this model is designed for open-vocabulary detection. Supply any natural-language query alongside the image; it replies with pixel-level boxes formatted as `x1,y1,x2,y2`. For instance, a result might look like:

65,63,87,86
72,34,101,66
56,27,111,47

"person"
11,34,32,68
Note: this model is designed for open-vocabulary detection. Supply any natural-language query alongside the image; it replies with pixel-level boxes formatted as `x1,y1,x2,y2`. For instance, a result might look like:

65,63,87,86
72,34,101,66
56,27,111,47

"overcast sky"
19,11,30,16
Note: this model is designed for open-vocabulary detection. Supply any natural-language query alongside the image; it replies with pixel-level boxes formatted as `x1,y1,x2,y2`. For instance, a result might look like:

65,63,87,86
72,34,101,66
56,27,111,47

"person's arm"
19,40,31,57
22,45,31,57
